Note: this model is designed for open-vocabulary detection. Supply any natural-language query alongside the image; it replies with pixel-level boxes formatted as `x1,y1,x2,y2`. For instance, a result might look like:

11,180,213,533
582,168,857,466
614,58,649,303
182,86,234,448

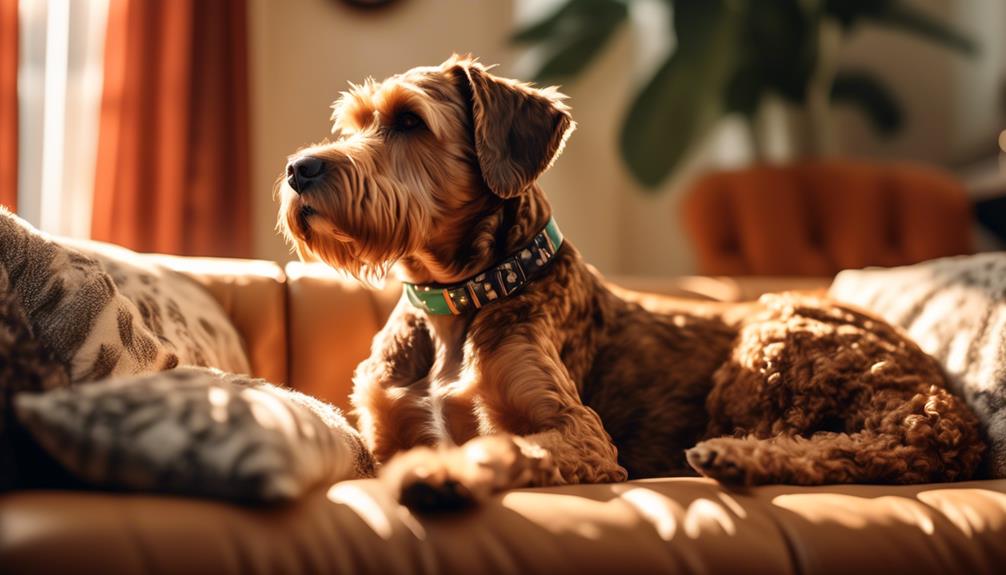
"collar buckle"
495,257,527,297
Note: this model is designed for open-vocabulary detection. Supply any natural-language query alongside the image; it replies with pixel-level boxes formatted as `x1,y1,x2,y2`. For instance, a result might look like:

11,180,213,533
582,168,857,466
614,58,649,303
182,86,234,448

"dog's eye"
395,112,424,132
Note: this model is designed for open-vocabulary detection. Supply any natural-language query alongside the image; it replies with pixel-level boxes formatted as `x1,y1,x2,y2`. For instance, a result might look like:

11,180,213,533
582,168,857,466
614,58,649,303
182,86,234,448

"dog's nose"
286,156,326,193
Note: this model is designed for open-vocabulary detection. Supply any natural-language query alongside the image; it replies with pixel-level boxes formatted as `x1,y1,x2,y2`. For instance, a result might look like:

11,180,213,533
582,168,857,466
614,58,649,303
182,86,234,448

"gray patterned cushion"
829,253,1006,477
15,367,375,501
0,207,249,382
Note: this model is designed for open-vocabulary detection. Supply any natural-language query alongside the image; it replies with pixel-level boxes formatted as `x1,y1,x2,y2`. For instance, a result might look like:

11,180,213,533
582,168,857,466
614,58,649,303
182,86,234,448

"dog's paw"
380,436,559,513
380,446,484,513
399,476,475,512
686,441,749,485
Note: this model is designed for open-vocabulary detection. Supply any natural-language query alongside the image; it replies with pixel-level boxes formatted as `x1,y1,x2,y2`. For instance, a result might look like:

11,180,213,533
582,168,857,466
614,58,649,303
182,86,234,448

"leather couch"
2,257,1004,574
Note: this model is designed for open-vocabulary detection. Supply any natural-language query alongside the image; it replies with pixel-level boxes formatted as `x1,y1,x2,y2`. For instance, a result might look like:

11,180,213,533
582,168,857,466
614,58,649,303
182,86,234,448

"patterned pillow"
829,253,1006,477
0,207,249,381
15,367,375,501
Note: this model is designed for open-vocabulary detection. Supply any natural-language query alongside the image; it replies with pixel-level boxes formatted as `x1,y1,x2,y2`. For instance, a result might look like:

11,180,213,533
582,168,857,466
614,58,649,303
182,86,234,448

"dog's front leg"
351,299,437,463
382,333,627,511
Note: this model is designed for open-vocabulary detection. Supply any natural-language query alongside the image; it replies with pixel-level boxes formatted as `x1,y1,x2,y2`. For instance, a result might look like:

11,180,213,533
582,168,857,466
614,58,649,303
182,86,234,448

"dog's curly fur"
691,293,984,485
277,56,985,510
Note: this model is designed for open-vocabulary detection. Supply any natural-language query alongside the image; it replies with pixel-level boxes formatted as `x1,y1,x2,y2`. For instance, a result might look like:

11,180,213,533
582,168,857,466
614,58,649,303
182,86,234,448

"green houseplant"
513,0,977,188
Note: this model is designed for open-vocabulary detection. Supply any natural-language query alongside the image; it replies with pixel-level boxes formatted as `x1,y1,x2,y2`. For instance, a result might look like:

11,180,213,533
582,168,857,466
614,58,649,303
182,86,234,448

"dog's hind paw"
686,441,750,486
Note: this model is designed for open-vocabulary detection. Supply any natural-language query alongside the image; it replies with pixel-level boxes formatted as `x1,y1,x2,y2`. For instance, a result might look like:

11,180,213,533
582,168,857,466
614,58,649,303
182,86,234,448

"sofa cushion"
2,478,1004,575
829,253,1006,477
0,209,241,488
14,367,375,502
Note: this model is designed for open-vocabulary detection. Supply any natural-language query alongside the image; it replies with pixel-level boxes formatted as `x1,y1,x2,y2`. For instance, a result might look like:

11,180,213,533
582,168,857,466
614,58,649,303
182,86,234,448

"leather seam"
748,493,806,575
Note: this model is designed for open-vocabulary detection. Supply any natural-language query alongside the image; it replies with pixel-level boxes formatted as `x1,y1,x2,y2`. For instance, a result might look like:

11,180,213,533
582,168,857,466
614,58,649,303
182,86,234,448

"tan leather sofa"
2,258,1005,574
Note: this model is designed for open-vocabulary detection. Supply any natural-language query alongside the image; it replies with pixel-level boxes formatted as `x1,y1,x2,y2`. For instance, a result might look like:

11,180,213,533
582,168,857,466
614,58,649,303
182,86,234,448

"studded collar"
402,218,564,315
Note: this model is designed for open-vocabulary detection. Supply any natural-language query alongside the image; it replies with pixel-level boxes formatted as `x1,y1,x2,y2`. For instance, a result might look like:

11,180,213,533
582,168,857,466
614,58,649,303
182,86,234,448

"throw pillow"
0,207,250,381
15,367,376,502
829,253,1006,477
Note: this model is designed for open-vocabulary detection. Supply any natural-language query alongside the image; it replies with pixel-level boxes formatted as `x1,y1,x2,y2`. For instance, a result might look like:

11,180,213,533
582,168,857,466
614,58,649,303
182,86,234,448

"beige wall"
833,0,1005,165
250,0,1005,275
249,0,516,264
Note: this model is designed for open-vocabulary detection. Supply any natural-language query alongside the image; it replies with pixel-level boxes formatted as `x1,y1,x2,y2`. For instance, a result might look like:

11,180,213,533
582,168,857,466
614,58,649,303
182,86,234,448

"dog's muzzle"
286,156,327,194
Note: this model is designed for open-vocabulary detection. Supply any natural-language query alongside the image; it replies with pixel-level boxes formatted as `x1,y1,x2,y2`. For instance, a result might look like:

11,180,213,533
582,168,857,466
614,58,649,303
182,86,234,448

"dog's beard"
278,175,433,286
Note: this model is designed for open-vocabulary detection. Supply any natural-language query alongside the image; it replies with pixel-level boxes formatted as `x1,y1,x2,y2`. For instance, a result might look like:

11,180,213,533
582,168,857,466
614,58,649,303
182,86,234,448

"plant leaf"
823,0,893,30
824,0,977,55
619,0,738,188
530,1,628,82
724,65,765,117
830,70,903,134
865,0,977,55
511,0,625,44
511,0,580,44
728,0,818,109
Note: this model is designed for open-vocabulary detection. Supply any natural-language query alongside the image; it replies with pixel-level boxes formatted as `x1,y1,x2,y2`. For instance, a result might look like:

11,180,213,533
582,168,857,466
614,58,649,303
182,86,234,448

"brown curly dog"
689,293,984,485
276,55,985,511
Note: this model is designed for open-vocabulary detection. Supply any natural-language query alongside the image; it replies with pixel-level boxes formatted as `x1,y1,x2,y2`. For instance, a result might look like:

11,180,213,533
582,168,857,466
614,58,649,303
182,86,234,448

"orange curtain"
92,0,251,256
0,0,16,211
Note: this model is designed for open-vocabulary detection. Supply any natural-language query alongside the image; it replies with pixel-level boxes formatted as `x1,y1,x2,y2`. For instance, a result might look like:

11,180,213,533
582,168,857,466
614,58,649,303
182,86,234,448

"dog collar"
403,218,564,315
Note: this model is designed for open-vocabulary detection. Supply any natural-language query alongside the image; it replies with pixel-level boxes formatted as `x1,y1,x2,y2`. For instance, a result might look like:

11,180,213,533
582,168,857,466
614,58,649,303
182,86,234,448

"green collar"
403,218,564,315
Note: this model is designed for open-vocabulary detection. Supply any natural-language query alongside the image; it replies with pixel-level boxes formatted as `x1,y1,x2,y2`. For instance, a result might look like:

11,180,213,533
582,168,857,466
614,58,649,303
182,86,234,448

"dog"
277,56,985,510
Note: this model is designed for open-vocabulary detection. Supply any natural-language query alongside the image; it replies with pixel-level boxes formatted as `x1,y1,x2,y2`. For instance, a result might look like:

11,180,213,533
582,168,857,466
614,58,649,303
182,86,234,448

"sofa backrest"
282,262,399,412
156,256,397,413
159,254,829,413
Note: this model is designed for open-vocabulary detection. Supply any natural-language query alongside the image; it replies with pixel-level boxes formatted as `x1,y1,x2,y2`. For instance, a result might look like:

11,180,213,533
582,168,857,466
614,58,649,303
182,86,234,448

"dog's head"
277,55,574,283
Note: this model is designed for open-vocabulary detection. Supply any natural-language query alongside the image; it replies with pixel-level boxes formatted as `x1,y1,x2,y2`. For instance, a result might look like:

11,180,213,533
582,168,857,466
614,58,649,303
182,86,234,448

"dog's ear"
453,61,575,198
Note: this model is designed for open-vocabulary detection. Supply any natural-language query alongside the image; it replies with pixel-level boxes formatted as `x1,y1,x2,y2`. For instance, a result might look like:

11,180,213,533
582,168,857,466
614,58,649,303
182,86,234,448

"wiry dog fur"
278,56,985,509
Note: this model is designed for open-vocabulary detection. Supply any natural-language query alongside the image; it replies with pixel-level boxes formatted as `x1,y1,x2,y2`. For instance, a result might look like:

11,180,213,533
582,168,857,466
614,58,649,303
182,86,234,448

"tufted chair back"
681,161,974,276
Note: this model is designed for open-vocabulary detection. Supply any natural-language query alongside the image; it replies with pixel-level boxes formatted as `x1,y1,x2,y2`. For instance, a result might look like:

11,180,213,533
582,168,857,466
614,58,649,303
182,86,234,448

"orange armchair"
681,161,974,276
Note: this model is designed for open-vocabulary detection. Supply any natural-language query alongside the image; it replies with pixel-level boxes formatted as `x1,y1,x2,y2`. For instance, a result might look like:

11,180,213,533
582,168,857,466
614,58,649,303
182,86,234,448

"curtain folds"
1,0,16,211
92,0,251,256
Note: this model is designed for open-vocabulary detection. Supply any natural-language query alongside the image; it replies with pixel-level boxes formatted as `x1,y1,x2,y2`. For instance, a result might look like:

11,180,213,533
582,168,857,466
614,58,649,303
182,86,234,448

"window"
17,0,108,237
